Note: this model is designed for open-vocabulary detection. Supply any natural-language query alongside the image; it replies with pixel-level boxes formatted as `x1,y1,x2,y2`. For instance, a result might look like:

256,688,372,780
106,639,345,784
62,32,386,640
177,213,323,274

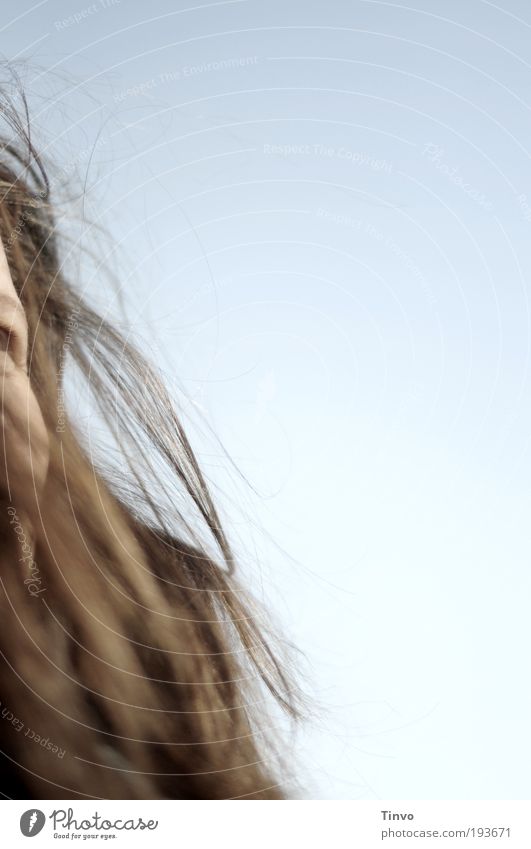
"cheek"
0,357,50,503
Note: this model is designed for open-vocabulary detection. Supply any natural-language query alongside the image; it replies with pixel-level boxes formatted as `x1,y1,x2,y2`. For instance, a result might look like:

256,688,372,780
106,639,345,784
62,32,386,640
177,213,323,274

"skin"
0,237,49,530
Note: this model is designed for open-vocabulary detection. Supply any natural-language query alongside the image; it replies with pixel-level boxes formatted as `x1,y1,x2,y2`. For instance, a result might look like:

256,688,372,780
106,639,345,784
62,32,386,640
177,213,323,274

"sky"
3,0,531,798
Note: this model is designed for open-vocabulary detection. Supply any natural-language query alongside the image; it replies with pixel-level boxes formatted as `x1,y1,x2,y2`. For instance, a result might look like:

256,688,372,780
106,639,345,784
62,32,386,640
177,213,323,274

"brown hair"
0,85,300,799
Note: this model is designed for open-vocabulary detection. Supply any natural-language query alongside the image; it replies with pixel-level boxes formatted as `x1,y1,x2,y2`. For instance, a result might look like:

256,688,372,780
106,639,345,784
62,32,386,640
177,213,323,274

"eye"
0,297,29,369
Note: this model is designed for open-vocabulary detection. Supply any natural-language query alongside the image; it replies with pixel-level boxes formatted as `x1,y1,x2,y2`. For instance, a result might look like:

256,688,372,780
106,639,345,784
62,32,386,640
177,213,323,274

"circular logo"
20,809,45,837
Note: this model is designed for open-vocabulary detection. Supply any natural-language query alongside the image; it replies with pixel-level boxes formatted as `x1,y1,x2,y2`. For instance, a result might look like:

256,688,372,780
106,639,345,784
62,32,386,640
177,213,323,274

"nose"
0,239,29,371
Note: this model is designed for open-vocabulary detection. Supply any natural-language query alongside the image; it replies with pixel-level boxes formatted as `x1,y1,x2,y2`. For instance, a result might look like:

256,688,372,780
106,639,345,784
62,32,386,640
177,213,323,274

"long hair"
0,85,299,799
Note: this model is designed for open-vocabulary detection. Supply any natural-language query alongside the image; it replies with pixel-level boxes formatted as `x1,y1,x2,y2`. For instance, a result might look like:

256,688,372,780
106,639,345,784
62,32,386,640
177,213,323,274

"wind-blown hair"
0,85,299,799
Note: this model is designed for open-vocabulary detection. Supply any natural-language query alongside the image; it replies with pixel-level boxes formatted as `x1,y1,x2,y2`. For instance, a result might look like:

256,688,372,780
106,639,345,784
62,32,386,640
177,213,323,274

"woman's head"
0,87,299,799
